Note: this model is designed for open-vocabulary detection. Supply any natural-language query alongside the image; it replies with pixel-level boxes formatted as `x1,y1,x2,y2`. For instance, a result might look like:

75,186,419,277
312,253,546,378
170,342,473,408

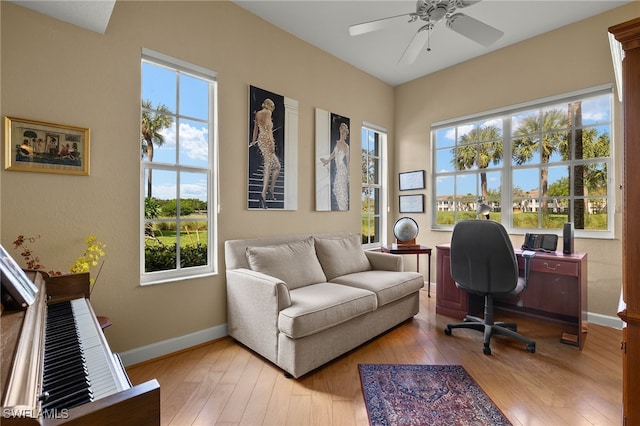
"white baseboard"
119,323,228,367
588,312,624,330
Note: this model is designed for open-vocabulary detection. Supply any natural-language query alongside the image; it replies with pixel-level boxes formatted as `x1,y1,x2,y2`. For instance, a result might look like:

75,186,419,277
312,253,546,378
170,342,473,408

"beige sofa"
224,232,424,378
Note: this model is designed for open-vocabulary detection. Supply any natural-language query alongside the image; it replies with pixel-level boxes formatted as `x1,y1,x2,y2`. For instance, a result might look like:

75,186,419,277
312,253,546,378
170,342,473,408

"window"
432,86,613,237
141,49,218,284
362,124,387,248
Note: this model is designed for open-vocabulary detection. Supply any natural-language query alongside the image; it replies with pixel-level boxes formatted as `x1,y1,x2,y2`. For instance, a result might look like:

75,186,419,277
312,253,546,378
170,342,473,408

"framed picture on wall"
4,116,90,175
315,108,351,211
399,170,425,191
399,194,424,213
247,86,298,210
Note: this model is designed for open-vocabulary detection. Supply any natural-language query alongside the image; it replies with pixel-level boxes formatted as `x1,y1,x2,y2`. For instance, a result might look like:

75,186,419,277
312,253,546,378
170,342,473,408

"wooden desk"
436,244,588,349
381,245,432,297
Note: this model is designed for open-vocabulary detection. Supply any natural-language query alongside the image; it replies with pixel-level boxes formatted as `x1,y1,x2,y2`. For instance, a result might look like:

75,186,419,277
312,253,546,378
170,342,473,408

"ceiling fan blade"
446,13,503,46
398,25,430,66
349,13,414,36
457,0,482,8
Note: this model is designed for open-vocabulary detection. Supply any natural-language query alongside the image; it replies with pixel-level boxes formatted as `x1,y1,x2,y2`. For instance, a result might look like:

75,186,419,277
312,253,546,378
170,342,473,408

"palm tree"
451,125,503,200
141,99,173,198
512,109,568,198
450,105,609,228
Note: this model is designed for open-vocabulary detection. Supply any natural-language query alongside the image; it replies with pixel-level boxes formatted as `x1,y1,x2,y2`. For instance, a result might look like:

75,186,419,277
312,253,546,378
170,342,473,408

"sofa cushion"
278,283,377,339
314,234,371,281
246,237,327,290
330,270,424,307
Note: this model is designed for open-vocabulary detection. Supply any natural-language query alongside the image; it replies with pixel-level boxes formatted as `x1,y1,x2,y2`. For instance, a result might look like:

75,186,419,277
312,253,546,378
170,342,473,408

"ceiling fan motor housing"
416,1,452,22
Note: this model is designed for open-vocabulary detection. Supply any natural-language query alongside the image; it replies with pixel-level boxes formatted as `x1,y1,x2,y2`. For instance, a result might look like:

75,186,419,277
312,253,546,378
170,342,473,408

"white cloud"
159,122,208,163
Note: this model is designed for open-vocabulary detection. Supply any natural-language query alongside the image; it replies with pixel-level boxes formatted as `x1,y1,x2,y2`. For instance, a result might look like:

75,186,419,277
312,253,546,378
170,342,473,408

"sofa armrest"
364,251,403,272
226,268,291,364
227,268,291,311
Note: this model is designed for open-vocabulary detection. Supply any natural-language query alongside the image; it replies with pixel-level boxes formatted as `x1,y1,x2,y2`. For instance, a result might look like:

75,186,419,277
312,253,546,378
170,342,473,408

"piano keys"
42,299,130,410
1,271,160,425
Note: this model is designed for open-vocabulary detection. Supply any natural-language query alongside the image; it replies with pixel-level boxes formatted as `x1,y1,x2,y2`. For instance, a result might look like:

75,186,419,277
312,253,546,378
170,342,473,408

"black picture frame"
399,170,425,191
399,194,424,213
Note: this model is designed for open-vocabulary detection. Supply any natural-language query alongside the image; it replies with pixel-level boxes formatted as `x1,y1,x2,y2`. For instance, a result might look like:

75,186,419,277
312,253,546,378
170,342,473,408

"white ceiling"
234,0,635,86
9,0,115,34
9,0,635,86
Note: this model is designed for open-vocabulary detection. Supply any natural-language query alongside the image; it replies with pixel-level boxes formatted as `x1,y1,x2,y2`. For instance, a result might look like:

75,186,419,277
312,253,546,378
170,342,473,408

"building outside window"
432,85,613,237
140,49,218,284
362,124,387,248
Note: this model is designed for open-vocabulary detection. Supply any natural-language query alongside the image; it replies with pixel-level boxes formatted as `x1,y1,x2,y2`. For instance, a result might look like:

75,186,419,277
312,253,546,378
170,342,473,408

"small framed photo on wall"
399,194,424,213
4,116,90,175
399,170,425,191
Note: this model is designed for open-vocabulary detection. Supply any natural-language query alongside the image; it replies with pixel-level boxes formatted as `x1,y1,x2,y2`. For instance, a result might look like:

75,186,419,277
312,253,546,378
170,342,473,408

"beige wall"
0,1,394,353
394,2,639,318
1,0,638,357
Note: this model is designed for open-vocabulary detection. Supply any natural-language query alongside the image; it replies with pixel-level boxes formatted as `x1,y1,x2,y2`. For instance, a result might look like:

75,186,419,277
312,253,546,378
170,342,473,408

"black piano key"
43,375,88,391
41,300,92,411
44,345,83,361
43,353,85,373
43,377,91,397
43,361,87,380
41,388,92,410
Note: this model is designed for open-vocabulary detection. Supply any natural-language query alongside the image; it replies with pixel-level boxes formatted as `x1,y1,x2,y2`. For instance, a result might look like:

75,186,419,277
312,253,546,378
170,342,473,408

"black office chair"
444,220,536,355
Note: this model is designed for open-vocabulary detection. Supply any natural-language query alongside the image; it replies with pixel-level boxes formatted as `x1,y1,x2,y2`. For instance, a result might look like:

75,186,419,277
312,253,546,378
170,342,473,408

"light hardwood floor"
127,291,622,425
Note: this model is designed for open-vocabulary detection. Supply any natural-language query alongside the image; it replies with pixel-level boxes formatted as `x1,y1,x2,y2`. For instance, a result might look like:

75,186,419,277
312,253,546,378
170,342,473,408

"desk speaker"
563,222,574,254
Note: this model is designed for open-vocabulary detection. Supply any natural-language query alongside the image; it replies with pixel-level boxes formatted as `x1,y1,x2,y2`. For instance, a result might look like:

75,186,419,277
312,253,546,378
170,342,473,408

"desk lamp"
476,197,491,220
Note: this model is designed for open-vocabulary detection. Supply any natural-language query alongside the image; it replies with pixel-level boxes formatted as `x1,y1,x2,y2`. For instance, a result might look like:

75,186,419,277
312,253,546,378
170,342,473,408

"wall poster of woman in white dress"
315,109,350,211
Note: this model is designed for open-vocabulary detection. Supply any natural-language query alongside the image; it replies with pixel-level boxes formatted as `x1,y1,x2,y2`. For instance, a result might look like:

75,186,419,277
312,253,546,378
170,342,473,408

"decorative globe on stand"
393,217,419,248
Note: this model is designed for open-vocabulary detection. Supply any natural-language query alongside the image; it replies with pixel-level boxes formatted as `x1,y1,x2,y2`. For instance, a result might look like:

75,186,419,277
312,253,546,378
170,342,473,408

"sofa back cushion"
314,234,371,281
246,237,327,289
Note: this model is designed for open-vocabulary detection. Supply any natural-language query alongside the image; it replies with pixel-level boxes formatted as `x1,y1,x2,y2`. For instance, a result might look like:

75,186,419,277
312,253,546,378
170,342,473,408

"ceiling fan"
349,0,504,65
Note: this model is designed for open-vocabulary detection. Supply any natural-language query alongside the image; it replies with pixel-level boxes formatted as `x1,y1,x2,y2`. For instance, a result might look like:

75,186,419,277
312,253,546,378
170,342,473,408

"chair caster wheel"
526,344,536,353
483,346,491,355
444,327,452,336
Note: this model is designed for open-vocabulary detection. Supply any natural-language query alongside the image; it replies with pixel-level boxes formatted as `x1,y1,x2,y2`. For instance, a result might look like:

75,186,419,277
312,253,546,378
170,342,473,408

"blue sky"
142,62,210,202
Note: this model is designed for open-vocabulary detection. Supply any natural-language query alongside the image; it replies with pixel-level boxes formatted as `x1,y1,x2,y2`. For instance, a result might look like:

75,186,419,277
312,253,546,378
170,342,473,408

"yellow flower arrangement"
70,235,107,285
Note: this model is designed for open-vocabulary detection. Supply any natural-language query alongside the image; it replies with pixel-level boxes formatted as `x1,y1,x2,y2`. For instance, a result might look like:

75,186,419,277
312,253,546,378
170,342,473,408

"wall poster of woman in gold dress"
248,86,298,210
315,109,350,211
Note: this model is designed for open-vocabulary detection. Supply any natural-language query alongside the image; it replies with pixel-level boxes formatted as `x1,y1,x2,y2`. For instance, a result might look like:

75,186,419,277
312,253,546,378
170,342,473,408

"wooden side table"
381,245,432,297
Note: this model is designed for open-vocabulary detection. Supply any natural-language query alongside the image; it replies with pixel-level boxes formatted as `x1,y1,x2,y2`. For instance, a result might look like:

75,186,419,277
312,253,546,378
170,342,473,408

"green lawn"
147,229,208,247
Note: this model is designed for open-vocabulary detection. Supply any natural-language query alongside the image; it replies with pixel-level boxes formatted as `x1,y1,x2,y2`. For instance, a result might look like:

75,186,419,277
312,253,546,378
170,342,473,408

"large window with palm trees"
432,85,613,237
141,49,218,284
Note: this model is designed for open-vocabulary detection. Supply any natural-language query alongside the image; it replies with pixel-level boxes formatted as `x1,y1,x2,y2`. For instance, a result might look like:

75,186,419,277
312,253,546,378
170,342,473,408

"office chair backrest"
450,220,519,295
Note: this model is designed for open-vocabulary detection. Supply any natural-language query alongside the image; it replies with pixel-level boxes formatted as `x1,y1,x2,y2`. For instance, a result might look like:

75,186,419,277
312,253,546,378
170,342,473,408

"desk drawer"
529,258,578,277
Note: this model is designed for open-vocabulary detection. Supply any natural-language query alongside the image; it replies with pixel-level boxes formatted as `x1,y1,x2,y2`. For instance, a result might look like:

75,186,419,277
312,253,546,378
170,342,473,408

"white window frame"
431,85,614,239
361,122,388,249
140,48,219,285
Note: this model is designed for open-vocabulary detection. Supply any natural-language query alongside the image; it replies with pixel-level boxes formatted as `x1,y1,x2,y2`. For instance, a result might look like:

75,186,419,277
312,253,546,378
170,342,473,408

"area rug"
358,364,512,426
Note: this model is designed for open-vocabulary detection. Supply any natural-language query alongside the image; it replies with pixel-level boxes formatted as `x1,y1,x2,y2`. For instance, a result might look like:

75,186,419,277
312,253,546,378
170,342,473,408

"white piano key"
69,299,130,400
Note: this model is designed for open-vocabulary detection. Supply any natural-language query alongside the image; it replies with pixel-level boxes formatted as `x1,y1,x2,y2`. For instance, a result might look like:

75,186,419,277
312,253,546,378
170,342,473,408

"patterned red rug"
358,364,512,426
